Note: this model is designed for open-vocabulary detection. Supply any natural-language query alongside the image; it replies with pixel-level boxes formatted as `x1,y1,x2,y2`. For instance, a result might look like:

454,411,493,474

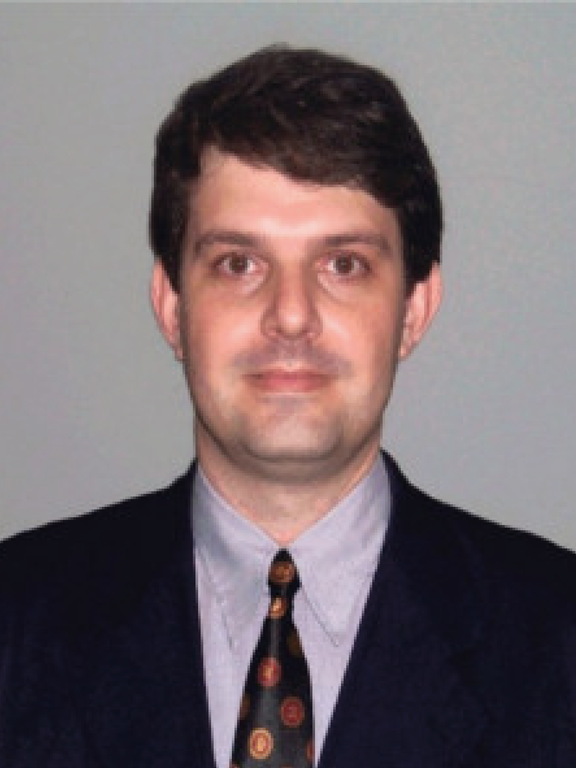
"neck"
196,441,381,545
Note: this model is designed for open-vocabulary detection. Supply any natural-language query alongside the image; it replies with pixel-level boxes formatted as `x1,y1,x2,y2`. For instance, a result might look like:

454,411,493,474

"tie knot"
268,549,300,601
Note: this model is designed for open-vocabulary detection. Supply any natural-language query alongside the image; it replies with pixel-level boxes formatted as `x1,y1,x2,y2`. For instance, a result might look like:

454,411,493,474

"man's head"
150,45,443,508
149,44,442,293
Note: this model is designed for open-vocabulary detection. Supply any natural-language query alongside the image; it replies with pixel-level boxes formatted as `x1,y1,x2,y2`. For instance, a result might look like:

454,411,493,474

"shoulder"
0,470,193,608
384,452,576,608
382,452,576,716
0,471,195,758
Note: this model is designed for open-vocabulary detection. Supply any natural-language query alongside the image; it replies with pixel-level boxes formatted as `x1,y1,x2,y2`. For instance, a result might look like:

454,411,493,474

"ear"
150,260,183,360
399,263,442,360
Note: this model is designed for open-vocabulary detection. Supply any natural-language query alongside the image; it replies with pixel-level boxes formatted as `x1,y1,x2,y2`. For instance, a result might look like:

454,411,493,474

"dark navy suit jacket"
1,454,576,767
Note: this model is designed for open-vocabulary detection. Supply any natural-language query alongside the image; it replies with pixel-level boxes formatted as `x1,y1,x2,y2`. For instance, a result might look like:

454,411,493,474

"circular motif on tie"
249,727,274,760
280,696,305,728
286,629,302,656
306,739,315,764
270,560,296,585
239,693,250,720
269,596,288,619
258,657,282,687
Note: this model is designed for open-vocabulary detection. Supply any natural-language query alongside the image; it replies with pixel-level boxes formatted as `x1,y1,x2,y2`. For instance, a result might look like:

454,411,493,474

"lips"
247,368,331,393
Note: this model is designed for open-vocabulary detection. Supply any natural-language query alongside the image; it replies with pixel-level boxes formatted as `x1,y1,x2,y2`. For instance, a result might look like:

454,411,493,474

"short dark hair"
149,45,442,291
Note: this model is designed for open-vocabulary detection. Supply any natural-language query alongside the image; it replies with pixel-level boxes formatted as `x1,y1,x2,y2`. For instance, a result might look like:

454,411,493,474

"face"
152,151,441,486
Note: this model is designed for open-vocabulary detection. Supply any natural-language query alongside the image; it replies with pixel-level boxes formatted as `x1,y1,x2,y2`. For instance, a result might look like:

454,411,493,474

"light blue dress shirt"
192,456,390,768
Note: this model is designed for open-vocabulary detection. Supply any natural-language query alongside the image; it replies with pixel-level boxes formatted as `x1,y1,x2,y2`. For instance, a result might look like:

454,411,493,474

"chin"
241,437,345,476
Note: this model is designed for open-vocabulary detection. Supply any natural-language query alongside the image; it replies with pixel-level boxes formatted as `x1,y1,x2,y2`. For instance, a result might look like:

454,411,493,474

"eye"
326,253,368,276
216,253,258,276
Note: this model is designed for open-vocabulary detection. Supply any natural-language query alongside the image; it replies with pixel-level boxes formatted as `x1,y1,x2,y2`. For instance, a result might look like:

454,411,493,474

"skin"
152,150,442,543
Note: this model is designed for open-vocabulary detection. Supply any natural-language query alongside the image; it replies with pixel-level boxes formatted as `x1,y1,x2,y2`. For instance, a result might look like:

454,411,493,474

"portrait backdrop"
1,3,575,548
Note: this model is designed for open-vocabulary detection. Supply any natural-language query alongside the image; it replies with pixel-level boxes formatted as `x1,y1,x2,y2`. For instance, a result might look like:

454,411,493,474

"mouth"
246,368,332,393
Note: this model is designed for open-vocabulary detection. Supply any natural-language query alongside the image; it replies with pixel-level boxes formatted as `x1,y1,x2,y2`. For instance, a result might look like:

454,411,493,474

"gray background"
1,4,575,548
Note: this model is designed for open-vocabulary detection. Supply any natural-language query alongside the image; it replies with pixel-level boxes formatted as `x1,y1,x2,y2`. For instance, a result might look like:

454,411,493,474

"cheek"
183,298,254,372
330,302,399,362
358,333,397,387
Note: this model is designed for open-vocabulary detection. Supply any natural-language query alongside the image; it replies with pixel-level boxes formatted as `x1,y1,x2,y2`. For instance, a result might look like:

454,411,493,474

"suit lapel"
318,454,488,768
65,470,216,768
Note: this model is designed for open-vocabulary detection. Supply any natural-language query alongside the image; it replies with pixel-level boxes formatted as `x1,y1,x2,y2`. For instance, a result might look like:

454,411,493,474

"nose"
261,263,322,342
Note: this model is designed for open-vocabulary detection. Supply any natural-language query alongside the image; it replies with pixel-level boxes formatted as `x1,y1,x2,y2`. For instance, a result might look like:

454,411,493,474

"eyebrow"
191,229,393,256
192,230,259,255
322,233,393,254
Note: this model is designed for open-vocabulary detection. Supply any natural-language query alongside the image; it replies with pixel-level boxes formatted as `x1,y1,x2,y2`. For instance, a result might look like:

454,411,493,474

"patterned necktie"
230,550,314,768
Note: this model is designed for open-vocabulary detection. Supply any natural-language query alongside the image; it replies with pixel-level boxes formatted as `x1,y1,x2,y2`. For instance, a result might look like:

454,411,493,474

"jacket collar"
318,452,488,768
67,467,216,768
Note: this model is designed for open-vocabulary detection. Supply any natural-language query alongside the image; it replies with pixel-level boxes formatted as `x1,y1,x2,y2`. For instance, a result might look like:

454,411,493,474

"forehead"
187,150,401,248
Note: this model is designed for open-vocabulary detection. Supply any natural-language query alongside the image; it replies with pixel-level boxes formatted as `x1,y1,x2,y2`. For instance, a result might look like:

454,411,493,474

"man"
1,45,575,768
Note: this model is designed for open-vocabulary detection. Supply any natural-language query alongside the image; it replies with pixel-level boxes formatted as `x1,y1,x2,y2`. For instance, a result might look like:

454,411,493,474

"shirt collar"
193,470,275,649
289,457,389,644
192,456,390,648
